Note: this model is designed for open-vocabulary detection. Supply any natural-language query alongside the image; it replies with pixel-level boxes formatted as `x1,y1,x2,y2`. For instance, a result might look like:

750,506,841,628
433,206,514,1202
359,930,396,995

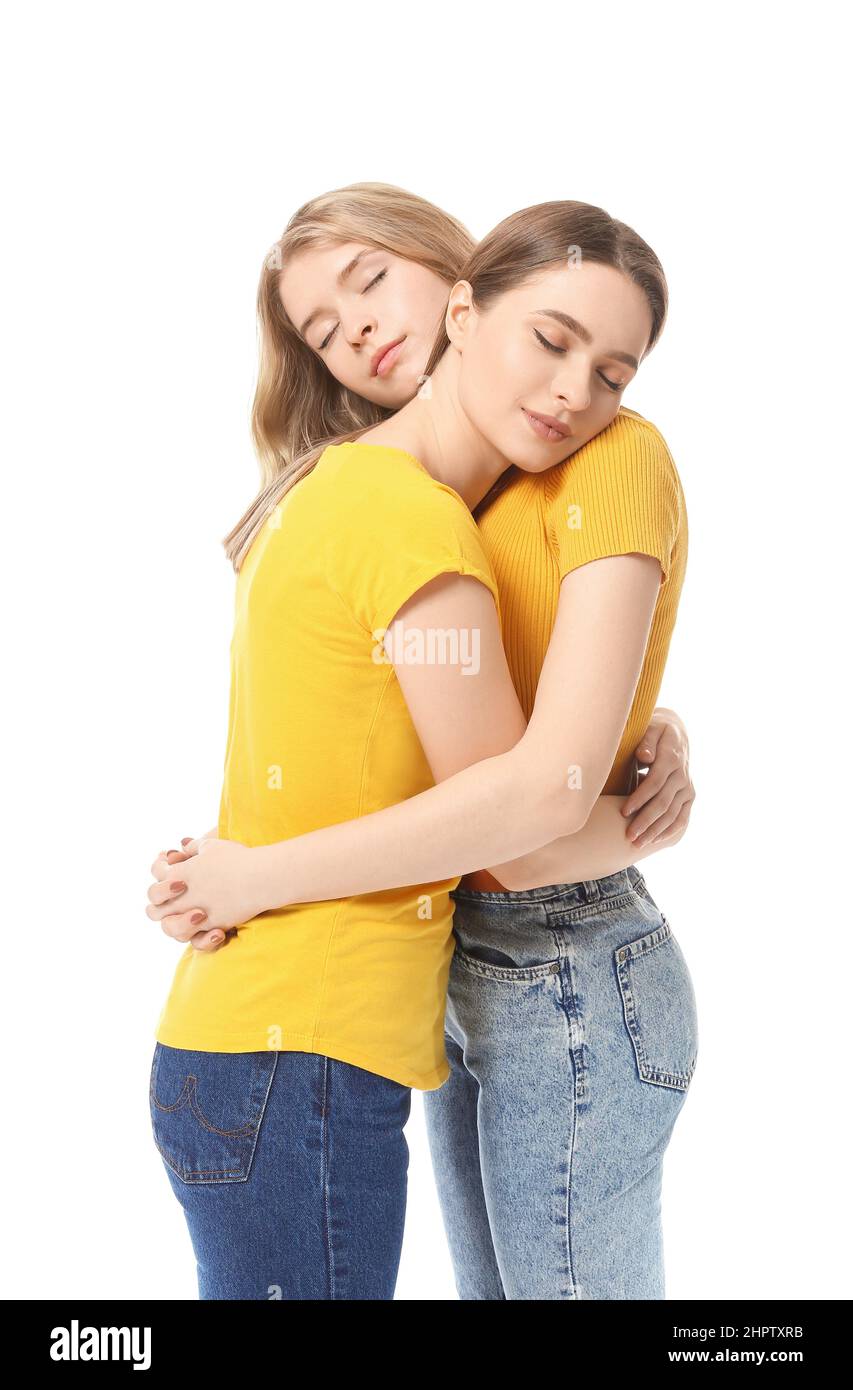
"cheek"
593,397,622,430
467,334,528,409
396,269,445,333
324,346,363,396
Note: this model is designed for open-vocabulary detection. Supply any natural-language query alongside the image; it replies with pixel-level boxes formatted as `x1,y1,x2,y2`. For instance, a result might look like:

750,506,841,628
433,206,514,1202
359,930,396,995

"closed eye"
533,327,625,393
318,268,388,352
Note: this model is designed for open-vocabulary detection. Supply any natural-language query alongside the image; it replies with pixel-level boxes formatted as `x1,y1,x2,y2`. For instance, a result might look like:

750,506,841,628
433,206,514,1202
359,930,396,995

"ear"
444,279,475,351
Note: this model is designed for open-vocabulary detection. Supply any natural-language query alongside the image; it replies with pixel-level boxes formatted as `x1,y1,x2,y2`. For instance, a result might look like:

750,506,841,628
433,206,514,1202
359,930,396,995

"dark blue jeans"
149,1043,412,1299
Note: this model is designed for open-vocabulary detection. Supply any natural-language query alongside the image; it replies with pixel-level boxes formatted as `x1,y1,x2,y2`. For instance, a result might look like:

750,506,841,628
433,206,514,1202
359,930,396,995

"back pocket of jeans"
149,1043,277,1183
614,917,698,1092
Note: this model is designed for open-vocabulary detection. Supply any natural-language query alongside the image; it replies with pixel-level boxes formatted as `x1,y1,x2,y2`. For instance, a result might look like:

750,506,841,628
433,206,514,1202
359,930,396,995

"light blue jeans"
423,864,699,1300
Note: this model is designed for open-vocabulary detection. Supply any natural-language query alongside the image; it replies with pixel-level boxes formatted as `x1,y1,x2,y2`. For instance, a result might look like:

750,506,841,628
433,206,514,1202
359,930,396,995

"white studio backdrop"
1,0,849,1301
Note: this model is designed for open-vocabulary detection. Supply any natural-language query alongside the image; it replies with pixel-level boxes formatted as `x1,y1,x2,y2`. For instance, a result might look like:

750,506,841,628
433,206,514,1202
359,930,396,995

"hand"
146,838,269,950
149,831,227,952
621,707,695,847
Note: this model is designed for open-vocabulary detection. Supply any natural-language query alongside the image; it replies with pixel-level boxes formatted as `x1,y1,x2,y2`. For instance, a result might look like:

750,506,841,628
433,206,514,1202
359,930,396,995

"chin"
506,434,574,476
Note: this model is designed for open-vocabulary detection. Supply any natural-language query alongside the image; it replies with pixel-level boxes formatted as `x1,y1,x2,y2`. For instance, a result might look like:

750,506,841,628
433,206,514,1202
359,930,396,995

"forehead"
506,259,632,302
278,240,373,320
500,261,651,345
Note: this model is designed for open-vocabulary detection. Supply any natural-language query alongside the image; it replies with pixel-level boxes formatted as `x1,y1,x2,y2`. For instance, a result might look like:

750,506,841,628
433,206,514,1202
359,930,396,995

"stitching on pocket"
149,1048,278,1182
614,919,697,1091
452,946,561,983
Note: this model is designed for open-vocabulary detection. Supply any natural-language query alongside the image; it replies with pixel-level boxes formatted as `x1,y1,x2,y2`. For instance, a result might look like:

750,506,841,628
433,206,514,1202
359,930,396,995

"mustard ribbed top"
475,406,688,796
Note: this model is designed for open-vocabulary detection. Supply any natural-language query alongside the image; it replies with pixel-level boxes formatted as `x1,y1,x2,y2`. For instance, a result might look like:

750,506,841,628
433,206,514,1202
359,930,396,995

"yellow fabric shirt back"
475,406,687,795
155,442,502,1090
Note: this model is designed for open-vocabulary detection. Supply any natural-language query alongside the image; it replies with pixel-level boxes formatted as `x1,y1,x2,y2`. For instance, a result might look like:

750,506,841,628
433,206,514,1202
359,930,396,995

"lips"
522,407,573,441
371,337,406,378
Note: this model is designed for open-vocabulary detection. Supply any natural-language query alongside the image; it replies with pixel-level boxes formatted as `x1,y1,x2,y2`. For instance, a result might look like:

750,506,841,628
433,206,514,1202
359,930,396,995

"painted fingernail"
190,911,207,925
170,881,187,893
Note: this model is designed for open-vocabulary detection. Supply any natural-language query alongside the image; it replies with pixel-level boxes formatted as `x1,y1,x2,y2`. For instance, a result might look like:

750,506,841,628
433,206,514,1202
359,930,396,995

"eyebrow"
299,249,373,339
534,309,640,370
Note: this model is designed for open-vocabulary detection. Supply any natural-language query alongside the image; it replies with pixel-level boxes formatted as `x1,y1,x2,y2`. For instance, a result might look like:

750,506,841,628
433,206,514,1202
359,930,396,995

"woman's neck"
360,351,511,511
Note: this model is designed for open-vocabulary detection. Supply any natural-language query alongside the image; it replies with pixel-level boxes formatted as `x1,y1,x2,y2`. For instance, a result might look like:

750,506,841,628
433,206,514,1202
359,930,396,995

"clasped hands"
147,711,694,955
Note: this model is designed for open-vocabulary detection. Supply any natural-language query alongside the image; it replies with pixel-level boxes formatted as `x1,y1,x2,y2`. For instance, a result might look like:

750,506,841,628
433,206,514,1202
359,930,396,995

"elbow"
544,784,594,840
514,752,595,843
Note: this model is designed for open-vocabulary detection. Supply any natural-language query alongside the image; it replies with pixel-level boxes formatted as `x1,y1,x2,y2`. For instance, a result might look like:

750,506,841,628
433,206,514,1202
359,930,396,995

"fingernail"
169,881,187,893
180,837,192,846
190,911,207,925
210,933,224,944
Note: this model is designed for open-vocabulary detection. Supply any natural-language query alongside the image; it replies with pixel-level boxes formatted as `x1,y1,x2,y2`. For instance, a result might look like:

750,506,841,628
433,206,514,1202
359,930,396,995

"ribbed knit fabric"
475,406,688,796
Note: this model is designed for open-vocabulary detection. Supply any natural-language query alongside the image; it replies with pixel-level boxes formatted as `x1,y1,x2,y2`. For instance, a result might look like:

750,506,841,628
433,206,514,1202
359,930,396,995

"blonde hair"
223,183,475,570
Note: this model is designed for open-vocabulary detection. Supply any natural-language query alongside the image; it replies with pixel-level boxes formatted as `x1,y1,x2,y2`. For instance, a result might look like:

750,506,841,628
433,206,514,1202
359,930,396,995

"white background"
1,0,849,1301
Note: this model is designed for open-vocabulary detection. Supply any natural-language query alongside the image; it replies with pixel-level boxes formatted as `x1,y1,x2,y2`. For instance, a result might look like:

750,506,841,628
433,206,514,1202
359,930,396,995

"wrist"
250,841,292,915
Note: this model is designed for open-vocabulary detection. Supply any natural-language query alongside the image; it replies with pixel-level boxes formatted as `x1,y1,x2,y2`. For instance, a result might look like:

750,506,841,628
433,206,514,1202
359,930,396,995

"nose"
341,308,378,348
553,363,591,414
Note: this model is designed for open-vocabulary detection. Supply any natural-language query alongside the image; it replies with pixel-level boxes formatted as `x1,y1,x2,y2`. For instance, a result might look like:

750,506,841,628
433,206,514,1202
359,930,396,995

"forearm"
254,742,576,908
486,794,684,890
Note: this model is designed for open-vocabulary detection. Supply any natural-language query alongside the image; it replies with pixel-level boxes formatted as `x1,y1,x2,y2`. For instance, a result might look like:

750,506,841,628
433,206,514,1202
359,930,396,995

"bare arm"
250,552,671,905
489,706,693,888
149,553,691,938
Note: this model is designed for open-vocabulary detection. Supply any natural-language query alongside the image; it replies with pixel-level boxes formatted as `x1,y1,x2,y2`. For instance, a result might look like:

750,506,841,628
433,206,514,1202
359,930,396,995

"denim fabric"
423,864,699,1300
149,1045,411,1299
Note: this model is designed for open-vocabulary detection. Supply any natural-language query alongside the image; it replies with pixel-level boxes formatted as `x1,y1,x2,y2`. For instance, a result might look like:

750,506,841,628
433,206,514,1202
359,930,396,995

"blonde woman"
148,190,697,1300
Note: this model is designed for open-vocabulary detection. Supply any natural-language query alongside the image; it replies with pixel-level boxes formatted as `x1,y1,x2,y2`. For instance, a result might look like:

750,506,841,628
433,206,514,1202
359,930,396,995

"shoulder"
609,405,675,453
318,441,499,632
577,406,677,476
319,441,483,538
545,407,683,510
317,441,443,498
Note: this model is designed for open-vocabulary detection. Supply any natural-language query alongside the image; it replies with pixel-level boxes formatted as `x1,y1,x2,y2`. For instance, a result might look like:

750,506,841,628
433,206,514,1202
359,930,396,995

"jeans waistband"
451,864,642,907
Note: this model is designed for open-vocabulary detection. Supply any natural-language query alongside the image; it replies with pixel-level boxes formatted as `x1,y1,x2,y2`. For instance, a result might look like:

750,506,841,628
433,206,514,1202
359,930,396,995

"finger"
190,926,227,951
633,723,663,767
622,750,677,817
147,875,190,907
150,848,192,879
191,926,237,952
630,778,686,839
626,772,682,841
156,909,210,942
629,782,688,846
648,801,690,844
146,896,207,925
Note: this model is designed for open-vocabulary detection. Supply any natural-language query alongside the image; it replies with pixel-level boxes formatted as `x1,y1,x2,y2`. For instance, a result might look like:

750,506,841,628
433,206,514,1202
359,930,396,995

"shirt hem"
153,1024,450,1092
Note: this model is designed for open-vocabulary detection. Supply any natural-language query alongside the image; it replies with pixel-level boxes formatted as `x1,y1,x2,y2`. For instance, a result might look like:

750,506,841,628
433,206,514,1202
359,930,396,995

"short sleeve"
547,413,683,585
324,446,502,637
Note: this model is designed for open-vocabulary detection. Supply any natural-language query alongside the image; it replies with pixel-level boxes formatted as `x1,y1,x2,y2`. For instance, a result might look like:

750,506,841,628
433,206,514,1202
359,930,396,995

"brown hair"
418,200,669,518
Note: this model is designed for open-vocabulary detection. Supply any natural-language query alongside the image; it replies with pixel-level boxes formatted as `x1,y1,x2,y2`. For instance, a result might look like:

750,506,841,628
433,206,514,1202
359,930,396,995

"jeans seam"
614,926,695,1090
544,889,640,925
320,1057,334,1299
559,958,582,1299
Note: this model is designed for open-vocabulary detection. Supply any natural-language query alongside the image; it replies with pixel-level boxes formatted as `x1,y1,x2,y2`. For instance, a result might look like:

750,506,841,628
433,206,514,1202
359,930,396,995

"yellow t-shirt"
155,442,502,1090
475,406,687,796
